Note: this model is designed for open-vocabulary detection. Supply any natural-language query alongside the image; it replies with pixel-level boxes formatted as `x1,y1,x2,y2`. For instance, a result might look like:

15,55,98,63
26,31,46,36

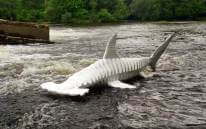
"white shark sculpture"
41,33,175,96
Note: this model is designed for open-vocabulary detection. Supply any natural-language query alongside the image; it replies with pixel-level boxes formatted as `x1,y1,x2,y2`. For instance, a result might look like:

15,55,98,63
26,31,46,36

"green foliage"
0,0,17,20
98,9,116,22
73,9,89,19
130,0,176,20
0,0,206,24
130,0,156,20
61,12,72,23
88,0,97,12
44,0,86,23
44,0,63,22
175,0,205,19
16,0,45,21
129,0,206,21
112,0,129,19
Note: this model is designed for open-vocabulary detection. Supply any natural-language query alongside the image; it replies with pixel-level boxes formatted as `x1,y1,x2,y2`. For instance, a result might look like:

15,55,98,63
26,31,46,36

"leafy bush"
73,9,89,19
0,0,17,20
61,12,72,23
0,0,206,23
98,9,116,22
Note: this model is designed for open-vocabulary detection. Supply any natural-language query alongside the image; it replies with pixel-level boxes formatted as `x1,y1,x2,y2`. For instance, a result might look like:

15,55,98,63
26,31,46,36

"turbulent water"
0,22,206,129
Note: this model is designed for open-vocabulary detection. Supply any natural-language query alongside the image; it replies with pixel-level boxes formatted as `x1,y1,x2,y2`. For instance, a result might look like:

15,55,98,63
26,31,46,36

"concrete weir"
0,19,52,44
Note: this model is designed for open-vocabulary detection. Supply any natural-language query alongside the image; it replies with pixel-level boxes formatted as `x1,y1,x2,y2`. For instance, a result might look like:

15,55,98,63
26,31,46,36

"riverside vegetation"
0,0,206,25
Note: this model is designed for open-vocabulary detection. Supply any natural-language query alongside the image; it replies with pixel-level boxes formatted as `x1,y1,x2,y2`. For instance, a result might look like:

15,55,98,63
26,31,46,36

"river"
0,22,206,129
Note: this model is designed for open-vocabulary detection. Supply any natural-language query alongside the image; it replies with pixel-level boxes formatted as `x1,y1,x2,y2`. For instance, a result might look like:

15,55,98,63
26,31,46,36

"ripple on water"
50,27,97,41
21,60,76,76
0,37,99,95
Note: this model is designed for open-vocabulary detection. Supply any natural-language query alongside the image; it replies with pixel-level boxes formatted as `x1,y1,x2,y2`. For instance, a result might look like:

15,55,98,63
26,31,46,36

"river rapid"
0,22,206,129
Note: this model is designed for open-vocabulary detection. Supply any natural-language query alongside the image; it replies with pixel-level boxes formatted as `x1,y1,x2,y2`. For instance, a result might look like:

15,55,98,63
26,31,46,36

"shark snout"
41,82,89,96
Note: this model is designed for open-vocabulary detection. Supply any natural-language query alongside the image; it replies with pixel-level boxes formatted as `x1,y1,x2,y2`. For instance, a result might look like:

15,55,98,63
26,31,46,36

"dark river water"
0,22,206,129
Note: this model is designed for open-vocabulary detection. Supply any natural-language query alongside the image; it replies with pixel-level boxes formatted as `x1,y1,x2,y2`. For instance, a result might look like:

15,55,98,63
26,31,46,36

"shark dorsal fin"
103,34,119,59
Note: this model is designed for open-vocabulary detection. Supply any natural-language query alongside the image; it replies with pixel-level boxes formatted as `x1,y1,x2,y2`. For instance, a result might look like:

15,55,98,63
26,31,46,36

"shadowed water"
0,22,206,129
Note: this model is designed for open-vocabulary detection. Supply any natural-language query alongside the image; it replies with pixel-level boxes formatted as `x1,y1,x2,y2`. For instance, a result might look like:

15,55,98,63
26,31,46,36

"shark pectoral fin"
64,88,89,96
108,80,136,89
51,88,89,96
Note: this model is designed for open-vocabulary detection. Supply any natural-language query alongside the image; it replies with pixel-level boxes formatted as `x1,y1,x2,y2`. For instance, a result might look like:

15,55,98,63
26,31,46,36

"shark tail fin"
150,32,176,71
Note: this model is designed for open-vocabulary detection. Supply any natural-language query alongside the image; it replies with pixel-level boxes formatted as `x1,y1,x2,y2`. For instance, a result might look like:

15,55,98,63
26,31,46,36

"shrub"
98,9,116,22
61,12,72,23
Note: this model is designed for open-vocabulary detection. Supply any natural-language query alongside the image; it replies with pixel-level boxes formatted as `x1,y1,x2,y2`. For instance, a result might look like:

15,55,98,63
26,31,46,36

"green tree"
130,0,157,20
44,0,63,22
129,0,206,21
45,0,85,23
0,0,17,20
112,0,129,20
0,0,206,24
98,9,116,22
175,0,205,19
16,0,45,21
88,0,97,12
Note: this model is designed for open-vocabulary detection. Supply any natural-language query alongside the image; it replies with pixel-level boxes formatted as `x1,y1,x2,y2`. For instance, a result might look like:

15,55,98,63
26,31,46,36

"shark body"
41,33,175,96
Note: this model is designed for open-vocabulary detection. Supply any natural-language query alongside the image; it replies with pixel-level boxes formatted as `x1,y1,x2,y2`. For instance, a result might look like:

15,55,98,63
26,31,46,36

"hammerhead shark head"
41,33,175,96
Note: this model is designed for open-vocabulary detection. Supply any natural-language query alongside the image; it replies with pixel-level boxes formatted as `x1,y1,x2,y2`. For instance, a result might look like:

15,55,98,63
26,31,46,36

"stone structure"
0,19,51,44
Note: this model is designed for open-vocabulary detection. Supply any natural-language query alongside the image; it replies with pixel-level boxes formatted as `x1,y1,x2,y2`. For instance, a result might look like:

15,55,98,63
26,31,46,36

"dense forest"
0,0,206,24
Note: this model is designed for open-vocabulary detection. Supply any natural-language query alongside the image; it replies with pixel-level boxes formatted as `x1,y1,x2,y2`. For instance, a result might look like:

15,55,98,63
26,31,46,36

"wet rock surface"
0,22,206,129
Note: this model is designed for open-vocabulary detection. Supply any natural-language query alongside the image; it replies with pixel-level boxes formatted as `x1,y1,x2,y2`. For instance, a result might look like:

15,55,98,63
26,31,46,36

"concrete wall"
0,19,49,40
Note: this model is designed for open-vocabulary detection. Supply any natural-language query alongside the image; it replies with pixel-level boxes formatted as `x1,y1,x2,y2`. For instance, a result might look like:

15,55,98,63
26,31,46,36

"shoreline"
49,20,206,27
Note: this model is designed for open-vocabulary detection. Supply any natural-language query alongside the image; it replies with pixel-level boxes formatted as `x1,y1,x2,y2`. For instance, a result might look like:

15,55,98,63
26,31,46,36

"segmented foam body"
63,57,150,88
